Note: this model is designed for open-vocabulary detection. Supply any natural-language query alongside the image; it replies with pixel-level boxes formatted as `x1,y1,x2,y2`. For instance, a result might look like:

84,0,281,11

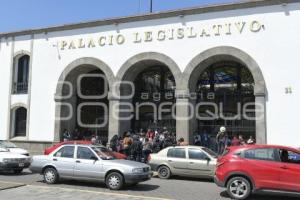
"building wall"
0,3,299,147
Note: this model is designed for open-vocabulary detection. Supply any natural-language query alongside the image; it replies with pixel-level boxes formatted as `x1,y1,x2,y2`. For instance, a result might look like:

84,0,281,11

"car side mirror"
205,157,211,162
90,156,98,161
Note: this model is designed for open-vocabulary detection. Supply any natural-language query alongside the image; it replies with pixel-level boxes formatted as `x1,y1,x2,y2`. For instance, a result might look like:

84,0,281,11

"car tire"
157,165,171,179
106,172,124,190
227,177,251,200
43,167,58,184
13,169,23,174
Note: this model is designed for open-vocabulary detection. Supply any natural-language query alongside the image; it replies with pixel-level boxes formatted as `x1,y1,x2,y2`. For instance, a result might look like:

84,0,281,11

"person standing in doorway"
216,126,227,155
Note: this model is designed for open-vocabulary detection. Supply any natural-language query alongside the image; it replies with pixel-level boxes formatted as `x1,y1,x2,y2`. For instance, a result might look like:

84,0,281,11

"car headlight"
132,168,144,174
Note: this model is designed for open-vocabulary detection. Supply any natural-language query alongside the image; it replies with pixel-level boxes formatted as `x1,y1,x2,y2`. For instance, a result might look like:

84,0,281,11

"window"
167,148,186,158
188,149,207,160
77,147,97,160
13,107,27,137
279,149,300,164
243,148,277,161
13,55,30,94
54,146,74,158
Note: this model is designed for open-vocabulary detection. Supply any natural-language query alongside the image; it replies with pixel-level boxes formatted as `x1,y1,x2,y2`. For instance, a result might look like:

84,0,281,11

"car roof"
228,144,300,152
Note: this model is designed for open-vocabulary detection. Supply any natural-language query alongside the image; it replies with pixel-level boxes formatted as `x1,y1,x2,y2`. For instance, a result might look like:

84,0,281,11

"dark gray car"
30,144,152,190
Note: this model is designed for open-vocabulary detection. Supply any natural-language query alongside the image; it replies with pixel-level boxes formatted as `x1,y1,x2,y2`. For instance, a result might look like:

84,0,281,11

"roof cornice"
0,0,299,38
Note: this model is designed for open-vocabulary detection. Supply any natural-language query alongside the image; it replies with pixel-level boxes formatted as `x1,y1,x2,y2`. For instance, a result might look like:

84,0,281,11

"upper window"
77,147,97,160
13,55,30,94
167,148,186,158
188,149,207,160
243,148,277,161
54,146,74,158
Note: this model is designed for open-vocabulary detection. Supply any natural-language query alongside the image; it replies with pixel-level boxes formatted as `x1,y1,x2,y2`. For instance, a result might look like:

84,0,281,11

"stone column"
255,95,267,144
107,92,121,145
53,98,62,143
175,89,191,144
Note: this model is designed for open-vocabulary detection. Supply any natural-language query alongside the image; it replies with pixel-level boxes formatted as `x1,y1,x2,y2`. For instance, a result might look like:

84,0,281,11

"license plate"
19,163,24,167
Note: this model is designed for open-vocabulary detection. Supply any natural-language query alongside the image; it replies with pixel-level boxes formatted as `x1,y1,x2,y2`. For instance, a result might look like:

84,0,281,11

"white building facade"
0,0,299,152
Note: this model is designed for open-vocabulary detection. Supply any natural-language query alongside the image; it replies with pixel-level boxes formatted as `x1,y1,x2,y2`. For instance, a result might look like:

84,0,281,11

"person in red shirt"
231,136,240,146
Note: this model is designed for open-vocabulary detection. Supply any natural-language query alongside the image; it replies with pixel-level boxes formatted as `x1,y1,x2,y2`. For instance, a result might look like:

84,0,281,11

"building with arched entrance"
0,0,299,153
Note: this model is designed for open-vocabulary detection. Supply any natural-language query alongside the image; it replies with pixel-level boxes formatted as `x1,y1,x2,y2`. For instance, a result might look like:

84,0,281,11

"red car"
44,140,126,159
214,144,300,199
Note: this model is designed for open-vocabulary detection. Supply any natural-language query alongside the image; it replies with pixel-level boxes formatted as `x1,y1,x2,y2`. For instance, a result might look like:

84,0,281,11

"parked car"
44,140,126,159
0,147,31,173
148,145,217,179
214,144,300,200
30,144,152,190
0,140,29,156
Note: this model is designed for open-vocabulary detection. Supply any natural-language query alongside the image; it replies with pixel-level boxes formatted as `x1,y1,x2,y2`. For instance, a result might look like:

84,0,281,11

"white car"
0,147,31,173
0,140,29,156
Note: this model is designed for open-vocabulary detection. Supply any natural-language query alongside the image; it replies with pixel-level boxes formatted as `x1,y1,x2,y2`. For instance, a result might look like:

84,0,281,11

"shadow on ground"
220,190,300,200
36,179,160,192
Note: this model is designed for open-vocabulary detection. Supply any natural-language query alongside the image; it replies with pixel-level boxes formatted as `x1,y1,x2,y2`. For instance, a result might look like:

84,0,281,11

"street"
0,169,299,200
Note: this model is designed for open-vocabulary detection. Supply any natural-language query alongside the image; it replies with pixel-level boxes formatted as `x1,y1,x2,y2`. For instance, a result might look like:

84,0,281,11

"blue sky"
0,0,240,33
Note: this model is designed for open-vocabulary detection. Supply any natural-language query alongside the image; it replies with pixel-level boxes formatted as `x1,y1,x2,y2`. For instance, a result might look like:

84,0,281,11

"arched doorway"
132,65,176,132
117,52,181,135
196,61,255,149
55,58,114,145
184,46,267,145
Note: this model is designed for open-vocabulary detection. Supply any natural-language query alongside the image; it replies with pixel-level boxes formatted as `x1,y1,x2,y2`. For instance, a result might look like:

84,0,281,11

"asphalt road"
0,169,299,200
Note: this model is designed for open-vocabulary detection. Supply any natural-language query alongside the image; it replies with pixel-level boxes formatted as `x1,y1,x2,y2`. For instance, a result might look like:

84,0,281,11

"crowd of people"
62,126,256,161
194,126,256,155
109,128,188,163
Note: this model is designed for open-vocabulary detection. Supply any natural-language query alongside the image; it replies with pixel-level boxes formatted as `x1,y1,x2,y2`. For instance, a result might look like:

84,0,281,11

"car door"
73,146,103,180
187,148,213,176
166,147,188,175
52,146,75,177
278,148,300,192
242,148,282,189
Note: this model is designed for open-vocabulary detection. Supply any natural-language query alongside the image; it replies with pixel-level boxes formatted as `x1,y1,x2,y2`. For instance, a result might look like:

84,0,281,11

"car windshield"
0,141,17,148
202,147,218,158
91,146,115,160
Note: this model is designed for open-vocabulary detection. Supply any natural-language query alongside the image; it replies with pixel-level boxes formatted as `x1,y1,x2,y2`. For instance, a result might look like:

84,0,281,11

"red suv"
214,144,300,199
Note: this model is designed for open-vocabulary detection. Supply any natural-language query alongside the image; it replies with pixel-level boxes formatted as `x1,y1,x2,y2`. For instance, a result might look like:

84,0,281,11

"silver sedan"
30,144,152,190
148,146,217,179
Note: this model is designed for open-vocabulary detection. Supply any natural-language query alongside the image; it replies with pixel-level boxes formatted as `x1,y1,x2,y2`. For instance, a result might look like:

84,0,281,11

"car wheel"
227,177,251,200
43,168,58,184
158,165,171,179
106,172,124,190
13,169,23,174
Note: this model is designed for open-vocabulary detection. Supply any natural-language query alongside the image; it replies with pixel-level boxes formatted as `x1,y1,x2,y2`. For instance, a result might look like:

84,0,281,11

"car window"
279,149,300,164
77,147,97,160
243,148,276,161
167,148,186,158
54,146,74,158
188,149,208,160
202,147,218,158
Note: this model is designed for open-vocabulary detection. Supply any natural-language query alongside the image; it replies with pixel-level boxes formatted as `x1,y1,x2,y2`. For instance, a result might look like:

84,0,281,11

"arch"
55,57,115,97
54,57,115,142
116,52,182,85
11,103,28,110
182,46,266,96
183,46,267,144
14,50,30,58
